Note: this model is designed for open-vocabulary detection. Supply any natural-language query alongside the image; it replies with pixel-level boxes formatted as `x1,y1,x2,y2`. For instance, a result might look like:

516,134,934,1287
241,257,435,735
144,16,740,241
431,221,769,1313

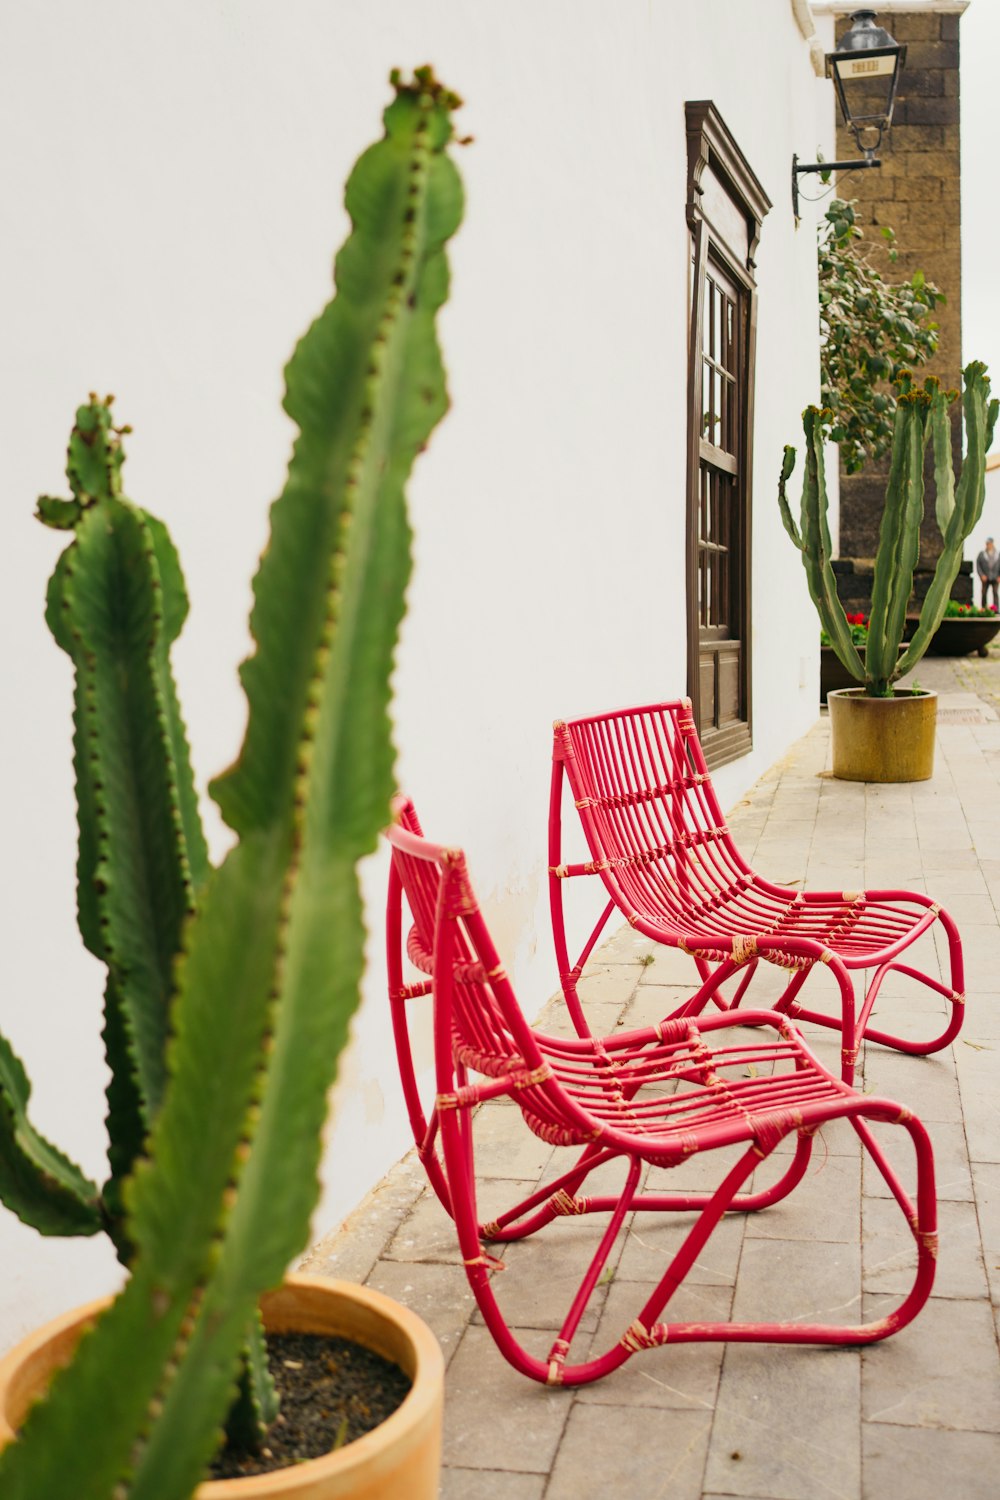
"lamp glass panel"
834,55,897,127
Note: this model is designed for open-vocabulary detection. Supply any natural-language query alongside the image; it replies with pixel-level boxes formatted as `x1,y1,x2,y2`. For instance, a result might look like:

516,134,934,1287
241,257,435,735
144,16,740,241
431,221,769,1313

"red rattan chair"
550,699,965,1084
386,796,936,1387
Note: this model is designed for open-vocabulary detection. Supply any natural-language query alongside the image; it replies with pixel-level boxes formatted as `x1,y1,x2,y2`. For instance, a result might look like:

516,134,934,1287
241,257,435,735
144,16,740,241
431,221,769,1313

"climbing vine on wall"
819,197,943,474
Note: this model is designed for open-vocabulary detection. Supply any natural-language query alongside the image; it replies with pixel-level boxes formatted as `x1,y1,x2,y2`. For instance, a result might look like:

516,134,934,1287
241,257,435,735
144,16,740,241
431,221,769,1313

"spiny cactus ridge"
0,66,464,1499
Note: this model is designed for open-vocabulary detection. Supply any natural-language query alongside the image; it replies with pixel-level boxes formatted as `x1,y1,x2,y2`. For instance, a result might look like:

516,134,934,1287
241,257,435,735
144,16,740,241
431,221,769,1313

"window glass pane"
696,268,743,649
712,282,722,365
702,361,714,440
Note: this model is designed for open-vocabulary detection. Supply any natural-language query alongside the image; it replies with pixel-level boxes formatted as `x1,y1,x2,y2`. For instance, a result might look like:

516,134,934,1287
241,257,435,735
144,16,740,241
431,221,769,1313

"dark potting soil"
207,1330,412,1481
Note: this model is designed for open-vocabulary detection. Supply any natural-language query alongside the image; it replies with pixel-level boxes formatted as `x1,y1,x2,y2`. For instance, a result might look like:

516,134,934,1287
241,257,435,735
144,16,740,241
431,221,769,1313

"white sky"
961,0,1000,447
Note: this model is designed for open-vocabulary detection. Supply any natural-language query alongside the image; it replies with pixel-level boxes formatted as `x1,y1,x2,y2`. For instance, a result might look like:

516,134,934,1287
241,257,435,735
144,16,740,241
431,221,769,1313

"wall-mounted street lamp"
792,9,906,218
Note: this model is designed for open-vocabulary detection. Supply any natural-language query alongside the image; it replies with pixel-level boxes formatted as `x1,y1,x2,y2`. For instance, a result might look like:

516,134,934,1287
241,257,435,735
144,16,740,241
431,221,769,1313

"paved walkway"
305,654,1000,1499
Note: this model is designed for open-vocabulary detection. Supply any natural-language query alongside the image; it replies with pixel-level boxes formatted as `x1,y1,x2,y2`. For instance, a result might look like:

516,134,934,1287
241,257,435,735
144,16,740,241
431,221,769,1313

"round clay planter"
0,1275,444,1499
923,616,1000,658
827,688,937,783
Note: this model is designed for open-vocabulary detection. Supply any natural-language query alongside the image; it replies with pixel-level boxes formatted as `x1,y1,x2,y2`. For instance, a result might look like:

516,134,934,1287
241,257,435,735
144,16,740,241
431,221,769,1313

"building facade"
0,0,836,1347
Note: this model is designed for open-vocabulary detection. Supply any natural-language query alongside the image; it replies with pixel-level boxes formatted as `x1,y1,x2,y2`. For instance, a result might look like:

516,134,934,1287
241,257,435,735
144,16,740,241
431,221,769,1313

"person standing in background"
977,537,1000,609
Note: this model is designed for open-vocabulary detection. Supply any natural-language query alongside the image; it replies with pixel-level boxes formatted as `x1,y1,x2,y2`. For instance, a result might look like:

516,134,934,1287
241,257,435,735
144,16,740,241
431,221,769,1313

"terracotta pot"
0,1275,443,1499
827,688,937,783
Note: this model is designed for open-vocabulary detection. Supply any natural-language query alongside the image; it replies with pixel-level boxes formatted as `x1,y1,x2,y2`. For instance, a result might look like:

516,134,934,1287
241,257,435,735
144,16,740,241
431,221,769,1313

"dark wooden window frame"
685,102,771,770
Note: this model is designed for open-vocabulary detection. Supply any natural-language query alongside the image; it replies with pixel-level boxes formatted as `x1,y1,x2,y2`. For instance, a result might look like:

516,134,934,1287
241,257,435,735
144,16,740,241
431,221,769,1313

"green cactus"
0,64,463,1499
780,362,998,698
1,399,209,1247
15,393,276,1444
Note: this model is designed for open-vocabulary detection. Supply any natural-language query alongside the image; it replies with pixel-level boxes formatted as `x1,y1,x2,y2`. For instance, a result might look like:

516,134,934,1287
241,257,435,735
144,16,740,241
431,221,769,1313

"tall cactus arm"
209,69,458,841
786,411,865,680
929,378,957,539
46,501,186,1117
39,410,209,1163
881,396,928,685
129,74,464,1496
0,1033,102,1236
0,67,464,1500
898,383,956,677
952,362,999,537
864,398,923,692
141,510,211,895
44,421,259,1406
864,401,908,689
899,366,999,678
98,975,146,1257
777,446,802,548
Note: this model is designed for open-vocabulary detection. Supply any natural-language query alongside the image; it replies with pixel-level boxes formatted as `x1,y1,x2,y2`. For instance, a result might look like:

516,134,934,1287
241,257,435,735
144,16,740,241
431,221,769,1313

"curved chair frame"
550,699,965,1083
386,797,937,1388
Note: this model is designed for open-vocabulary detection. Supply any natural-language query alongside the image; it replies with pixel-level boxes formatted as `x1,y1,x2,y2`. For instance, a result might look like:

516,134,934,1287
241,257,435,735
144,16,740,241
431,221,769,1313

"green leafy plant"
943,599,998,618
780,363,998,699
819,198,943,474
0,65,463,1499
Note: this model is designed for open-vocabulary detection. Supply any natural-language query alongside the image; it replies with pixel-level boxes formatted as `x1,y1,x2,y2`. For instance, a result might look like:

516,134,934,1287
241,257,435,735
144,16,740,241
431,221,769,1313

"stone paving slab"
705,1344,862,1500
552,1405,715,1500
440,1472,545,1500
861,1425,1000,1500
439,1324,569,1472
861,1295,1000,1433
304,654,1000,1497
864,1195,987,1301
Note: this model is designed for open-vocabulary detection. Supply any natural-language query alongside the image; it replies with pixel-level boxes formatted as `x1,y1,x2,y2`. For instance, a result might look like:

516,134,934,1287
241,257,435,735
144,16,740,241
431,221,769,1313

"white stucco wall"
0,0,834,1351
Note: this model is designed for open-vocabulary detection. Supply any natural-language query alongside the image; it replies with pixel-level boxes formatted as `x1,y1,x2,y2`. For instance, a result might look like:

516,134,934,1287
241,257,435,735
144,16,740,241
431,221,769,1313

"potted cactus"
779,363,998,781
0,65,461,1499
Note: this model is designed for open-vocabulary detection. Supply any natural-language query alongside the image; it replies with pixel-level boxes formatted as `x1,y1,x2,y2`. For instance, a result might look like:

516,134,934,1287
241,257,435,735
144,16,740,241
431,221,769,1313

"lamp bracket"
791,151,881,219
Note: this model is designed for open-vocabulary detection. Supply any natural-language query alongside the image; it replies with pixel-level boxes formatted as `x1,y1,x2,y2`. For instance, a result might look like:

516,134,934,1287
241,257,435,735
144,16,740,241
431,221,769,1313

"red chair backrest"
554,700,751,930
385,800,599,1143
387,798,534,1075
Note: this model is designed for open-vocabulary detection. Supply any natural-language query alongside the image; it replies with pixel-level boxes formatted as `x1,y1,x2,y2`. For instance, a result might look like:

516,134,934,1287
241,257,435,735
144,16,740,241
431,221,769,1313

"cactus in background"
0,64,463,1500
779,362,998,697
